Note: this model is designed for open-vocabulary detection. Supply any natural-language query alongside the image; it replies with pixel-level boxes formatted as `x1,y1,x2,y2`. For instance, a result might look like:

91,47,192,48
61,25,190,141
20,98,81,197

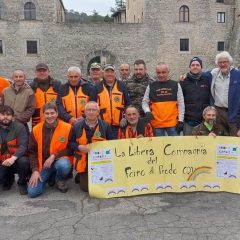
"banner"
88,136,240,198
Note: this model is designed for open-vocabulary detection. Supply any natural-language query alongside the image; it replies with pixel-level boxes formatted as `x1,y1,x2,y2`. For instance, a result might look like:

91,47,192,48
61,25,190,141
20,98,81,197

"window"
217,12,225,23
180,39,189,51
216,0,224,3
217,42,225,51
24,2,36,20
27,41,37,54
179,5,189,22
0,40,3,54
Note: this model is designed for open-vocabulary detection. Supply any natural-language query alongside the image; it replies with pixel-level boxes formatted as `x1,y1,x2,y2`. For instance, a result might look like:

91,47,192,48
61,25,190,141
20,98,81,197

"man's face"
68,71,81,86
103,69,116,84
134,64,146,79
204,110,216,125
119,64,130,79
35,69,50,82
90,68,102,81
218,57,231,75
156,65,169,81
0,112,13,126
12,70,26,87
189,61,202,74
43,109,58,125
125,107,139,126
84,103,99,121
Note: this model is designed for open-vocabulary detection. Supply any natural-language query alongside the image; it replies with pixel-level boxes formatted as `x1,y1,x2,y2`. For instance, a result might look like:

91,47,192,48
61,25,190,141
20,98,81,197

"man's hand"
78,144,90,153
237,130,240,137
28,171,42,188
179,74,187,82
208,132,217,138
43,154,55,169
176,121,184,135
119,118,128,128
69,117,78,125
145,112,154,122
2,156,17,167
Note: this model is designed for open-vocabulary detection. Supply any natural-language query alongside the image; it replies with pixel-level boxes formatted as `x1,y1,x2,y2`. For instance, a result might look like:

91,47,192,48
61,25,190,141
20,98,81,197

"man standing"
119,63,131,85
142,63,185,136
192,106,222,136
180,57,210,135
30,63,61,127
57,66,92,125
87,62,102,86
127,59,154,116
69,101,113,192
206,51,240,136
0,106,29,194
118,105,154,139
92,64,131,139
27,103,72,198
2,69,35,129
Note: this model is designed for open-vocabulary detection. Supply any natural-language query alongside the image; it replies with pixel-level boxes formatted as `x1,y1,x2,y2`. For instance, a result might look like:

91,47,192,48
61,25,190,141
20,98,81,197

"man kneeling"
192,106,223,136
28,103,72,197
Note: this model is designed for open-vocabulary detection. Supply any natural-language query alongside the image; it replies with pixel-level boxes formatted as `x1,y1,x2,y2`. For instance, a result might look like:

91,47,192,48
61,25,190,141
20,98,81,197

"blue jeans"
154,127,177,136
28,158,71,198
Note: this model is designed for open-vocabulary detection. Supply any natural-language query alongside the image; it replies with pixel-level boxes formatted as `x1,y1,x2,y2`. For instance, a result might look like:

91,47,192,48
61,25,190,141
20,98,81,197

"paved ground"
1,179,240,240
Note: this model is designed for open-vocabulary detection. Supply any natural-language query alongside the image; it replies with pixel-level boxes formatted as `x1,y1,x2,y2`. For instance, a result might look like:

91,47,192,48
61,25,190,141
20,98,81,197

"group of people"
0,50,240,197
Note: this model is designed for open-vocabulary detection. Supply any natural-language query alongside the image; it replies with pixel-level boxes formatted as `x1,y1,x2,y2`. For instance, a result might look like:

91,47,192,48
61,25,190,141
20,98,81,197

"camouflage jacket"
127,74,154,117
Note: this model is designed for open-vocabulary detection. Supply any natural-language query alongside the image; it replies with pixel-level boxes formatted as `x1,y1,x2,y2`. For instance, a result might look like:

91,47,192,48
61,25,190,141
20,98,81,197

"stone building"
0,0,239,81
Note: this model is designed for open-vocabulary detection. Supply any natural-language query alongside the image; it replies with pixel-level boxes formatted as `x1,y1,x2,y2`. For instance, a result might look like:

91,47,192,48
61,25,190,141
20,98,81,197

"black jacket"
180,73,210,124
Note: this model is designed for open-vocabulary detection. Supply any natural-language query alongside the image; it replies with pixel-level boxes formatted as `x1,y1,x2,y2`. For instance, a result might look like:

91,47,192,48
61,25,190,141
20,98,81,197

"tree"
115,0,126,8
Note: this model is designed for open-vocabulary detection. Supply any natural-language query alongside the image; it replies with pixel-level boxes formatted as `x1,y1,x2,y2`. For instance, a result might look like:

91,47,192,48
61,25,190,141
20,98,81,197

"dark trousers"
110,125,119,139
0,156,30,186
215,106,238,136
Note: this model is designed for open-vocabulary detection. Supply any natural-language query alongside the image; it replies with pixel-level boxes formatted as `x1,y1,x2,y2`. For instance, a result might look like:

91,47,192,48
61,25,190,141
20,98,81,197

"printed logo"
59,136,65,142
94,131,101,137
114,96,120,103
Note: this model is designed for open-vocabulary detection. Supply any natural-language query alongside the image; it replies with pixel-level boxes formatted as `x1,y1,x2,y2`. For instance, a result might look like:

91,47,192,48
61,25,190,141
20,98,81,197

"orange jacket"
32,120,72,172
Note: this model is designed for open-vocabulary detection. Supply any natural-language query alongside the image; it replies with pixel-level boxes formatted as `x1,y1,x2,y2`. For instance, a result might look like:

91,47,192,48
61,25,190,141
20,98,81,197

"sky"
62,0,116,16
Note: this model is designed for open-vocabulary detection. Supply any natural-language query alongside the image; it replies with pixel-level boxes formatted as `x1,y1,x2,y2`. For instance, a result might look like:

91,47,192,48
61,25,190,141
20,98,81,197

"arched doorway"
82,50,118,77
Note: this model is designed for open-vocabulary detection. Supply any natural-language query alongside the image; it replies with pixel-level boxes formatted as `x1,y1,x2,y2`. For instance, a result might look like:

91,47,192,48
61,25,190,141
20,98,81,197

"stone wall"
0,0,238,81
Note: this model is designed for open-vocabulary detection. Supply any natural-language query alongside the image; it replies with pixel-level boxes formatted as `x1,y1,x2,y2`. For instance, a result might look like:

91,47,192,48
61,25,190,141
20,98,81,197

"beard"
207,119,215,125
0,119,12,126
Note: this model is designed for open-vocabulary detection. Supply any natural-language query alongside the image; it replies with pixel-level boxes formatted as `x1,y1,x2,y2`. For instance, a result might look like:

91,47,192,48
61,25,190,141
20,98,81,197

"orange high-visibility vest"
32,87,58,127
74,123,107,173
97,82,125,126
32,120,72,172
61,87,89,119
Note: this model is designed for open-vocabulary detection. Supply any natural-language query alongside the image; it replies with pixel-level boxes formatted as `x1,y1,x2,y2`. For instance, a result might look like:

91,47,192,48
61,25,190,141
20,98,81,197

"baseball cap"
36,63,49,71
103,64,116,71
90,62,102,70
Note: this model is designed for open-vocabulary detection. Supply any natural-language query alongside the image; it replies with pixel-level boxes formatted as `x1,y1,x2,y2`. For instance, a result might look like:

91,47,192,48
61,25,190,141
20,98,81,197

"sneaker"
56,180,68,193
18,184,28,195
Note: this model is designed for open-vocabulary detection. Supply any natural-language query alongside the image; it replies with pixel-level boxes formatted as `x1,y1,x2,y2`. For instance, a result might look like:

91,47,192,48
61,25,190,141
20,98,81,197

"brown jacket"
192,122,223,136
3,83,35,124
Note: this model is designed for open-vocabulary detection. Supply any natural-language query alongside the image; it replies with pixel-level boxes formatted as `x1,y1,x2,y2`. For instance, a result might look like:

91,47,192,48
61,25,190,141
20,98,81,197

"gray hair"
67,66,81,75
215,51,233,65
84,101,99,111
156,62,170,71
203,106,217,117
